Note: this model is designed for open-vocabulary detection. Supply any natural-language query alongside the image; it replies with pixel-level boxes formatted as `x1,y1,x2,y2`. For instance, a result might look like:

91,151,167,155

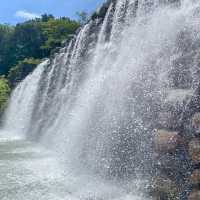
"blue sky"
0,0,104,24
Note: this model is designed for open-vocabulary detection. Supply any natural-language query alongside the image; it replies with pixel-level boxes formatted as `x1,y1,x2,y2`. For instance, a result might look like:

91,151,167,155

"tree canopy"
0,14,80,77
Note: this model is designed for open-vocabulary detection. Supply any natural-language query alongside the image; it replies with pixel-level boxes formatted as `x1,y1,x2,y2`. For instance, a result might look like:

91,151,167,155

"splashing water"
1,0,200,199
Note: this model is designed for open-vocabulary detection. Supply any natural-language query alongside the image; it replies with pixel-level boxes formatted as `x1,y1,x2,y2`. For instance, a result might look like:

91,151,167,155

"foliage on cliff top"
0,14,80,77
8,58,41,88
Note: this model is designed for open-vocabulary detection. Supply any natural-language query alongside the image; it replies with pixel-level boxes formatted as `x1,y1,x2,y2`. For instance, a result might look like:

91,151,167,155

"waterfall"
2,0,200,198
2,61,47,138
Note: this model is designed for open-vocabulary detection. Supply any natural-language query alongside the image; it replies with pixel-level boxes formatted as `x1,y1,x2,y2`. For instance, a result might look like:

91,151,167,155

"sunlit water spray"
1,0,200,199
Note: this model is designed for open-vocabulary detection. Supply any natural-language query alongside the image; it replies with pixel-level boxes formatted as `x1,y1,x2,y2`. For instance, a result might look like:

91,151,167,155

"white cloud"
15,10,40,20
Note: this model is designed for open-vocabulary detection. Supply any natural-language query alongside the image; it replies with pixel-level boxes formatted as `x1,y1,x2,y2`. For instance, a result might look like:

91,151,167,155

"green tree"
0,77,10,115
40,17,79,53
10,21,46,64
0,24,14,75
8,58,41,88
0,14,80,80
41,14,54,22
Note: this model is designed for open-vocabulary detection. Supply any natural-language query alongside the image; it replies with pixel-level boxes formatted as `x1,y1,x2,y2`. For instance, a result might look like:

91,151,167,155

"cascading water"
2,61,47,138
1,0,200,199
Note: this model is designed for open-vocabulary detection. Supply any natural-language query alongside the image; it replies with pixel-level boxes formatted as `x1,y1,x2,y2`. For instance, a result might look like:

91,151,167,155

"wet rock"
191,170,200,185
189,139,200,163
155,153,189,173
151,176,179,199
188,190,200,200
192,113,200,130
154,129,183,153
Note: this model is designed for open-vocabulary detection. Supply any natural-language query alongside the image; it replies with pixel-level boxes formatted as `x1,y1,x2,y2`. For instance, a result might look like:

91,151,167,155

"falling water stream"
1,0,200,199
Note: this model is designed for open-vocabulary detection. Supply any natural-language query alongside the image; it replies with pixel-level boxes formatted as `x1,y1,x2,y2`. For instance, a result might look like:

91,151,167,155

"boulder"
192,113,200,129
189,139,200,163
154,153,186,172
191,170,200,185
151,176,179,199
154,129,183,153
188,190,200,200
192,113,200,136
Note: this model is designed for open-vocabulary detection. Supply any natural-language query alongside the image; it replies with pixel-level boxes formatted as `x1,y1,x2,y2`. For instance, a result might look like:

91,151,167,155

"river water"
0,136,147,200
0,137,72,200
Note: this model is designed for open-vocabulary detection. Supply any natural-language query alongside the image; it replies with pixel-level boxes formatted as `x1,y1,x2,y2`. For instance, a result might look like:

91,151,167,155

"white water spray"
2,0,200,199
